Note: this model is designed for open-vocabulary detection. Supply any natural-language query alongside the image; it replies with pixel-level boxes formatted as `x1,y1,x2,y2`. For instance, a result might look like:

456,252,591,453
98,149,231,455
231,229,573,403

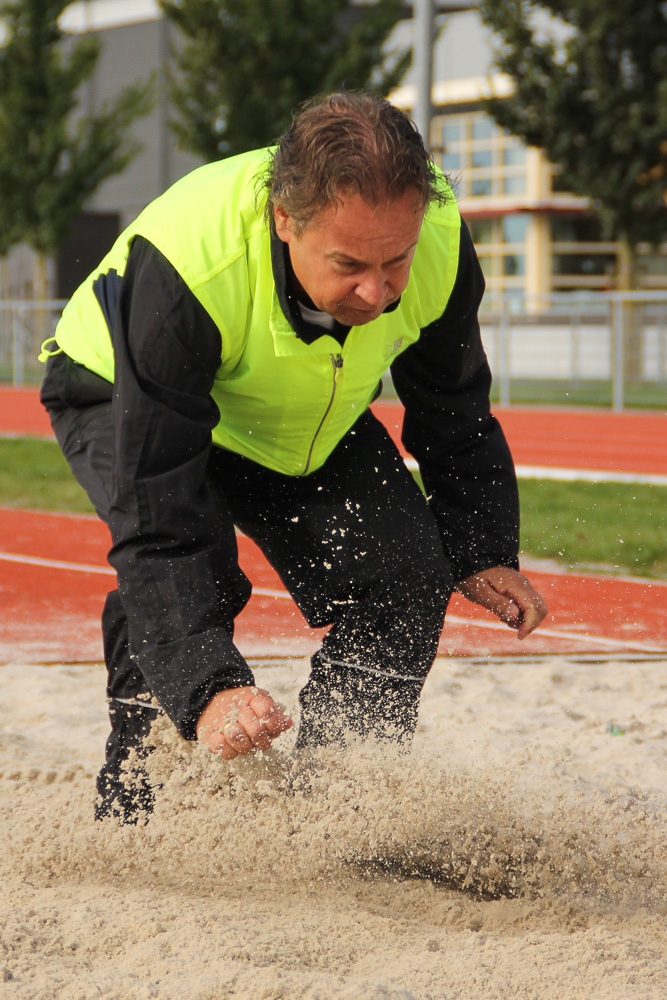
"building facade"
2,0,666,304
392,8,667,309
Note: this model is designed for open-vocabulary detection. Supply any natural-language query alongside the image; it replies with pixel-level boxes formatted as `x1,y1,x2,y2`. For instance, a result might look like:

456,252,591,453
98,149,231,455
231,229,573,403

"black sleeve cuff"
134,626,256,739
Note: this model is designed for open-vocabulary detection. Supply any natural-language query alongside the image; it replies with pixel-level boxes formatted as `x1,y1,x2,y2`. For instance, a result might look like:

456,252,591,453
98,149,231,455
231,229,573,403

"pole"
612,295,624,412
499,302,511,408
158,16,171,194
12,308,24,387
413,0,435,148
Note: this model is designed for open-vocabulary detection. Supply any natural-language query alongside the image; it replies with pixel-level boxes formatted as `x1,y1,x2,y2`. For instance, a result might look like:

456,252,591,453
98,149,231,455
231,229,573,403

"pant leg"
42,355,249,820
213,409,453,748
41,355,147,702
41,355,158,822
94,589,160,823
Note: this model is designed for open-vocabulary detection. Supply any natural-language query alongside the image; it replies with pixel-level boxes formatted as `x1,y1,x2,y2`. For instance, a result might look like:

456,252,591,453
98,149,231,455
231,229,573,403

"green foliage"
159,0,410,160
0,0,154,258
479,0,667,246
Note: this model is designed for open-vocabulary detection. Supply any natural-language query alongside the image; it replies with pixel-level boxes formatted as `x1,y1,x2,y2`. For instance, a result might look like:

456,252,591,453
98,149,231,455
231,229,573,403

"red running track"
0,387,54,437
372,401,667,477
1,387,666,663
2,386,666,475
1,508,666,665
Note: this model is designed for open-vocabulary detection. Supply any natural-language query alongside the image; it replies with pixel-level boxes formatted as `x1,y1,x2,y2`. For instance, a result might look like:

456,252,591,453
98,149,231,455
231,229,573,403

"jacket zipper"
303,353,344,474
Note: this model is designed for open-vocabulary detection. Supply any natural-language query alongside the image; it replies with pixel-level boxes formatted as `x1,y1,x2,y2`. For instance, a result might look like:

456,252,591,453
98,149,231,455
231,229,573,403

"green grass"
381,375,667,410
0,437,94,513
489,378,667,409
1,438,665,579
518,478,667,579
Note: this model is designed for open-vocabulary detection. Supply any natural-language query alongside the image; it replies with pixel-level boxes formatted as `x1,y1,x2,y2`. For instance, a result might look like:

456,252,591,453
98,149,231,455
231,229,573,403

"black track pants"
213,412,453,746
43,368,452,818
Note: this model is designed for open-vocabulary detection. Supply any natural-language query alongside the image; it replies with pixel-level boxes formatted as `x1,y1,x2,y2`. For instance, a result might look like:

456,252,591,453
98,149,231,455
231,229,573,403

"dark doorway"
57,212,120,299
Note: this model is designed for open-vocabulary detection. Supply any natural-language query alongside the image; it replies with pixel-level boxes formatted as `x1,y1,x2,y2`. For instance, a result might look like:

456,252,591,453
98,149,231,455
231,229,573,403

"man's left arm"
390,220,547,637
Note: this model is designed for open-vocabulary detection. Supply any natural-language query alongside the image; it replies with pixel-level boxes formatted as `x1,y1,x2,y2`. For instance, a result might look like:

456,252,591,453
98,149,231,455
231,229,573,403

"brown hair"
264,92,448,230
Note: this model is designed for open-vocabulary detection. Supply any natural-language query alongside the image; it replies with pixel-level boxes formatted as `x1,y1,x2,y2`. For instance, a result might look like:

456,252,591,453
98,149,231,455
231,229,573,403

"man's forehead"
327,186,423,217
308,189,424,234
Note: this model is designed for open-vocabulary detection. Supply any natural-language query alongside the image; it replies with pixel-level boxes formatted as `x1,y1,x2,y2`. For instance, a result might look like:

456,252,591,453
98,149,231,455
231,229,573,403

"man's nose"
356,272,388,306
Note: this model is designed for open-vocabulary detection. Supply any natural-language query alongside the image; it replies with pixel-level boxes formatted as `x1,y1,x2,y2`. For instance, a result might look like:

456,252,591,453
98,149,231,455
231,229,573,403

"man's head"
266,92,448,326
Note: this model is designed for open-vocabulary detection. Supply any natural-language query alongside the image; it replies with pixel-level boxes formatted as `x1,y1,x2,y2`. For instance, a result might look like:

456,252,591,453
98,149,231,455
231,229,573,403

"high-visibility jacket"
52,147,461,476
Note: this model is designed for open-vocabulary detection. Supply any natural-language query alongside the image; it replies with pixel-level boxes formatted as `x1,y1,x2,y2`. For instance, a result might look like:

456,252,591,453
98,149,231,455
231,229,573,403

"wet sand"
1,654,666,999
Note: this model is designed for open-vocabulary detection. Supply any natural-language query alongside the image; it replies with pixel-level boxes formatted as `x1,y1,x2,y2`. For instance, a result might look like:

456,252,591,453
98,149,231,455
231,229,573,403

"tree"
159,0,410,161
479,0,667,289
0,0,154,293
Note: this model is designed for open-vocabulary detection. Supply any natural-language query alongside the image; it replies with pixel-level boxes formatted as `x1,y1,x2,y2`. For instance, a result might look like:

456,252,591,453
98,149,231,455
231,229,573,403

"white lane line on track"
2,551,664,653
445,613,667,653
0,551,115,574
515,464,667,486
402,457,667,486
244,591,667,653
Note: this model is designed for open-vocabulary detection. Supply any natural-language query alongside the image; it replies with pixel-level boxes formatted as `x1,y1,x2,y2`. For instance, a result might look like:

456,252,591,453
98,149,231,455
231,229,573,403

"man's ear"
273,205,293,244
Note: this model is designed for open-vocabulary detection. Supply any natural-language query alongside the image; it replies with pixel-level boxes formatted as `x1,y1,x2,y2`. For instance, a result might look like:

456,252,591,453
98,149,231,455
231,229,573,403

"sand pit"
1,654,666,999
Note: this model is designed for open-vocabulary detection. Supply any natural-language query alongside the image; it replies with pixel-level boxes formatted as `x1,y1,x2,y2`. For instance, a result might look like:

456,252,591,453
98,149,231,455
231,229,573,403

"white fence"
480,292,667,411
0,300,66,387
2,294,667,411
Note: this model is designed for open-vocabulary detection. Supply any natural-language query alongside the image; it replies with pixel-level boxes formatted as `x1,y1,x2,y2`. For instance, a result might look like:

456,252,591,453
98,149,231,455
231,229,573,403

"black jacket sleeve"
108,236,255,738
390,221,520,583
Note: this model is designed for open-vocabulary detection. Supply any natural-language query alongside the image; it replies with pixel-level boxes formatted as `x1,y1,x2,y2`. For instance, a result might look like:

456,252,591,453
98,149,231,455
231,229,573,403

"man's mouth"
344,302,385,316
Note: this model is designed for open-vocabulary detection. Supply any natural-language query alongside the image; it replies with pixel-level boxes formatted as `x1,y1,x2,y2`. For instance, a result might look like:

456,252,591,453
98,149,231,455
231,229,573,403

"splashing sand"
1,654,666,998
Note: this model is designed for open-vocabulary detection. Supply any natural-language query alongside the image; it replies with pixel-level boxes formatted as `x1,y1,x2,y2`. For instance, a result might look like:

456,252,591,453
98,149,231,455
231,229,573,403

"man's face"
274,189,425,326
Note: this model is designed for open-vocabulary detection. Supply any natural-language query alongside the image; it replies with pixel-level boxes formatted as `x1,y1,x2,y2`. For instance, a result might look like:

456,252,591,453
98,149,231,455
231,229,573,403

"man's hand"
456,566,548,640
196,686,293,759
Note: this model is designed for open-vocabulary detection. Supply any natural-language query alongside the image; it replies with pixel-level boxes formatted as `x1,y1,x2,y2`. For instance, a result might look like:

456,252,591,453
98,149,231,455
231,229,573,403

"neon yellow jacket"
53,148,461,476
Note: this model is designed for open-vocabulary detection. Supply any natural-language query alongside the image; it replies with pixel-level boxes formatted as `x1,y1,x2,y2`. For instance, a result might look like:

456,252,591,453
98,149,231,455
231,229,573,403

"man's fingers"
197,727,239,758
496,597,523,627
482,588,523,628
460,578,516,619
196,686,293,757
217,704,285,757
222,720,254,754
457,566,548,639
234,706,273,750
516,591,549,638
496,581,548,638
249,690,293,736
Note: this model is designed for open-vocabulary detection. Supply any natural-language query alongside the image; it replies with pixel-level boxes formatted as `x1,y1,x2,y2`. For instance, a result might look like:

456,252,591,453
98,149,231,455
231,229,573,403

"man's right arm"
108,236,258,739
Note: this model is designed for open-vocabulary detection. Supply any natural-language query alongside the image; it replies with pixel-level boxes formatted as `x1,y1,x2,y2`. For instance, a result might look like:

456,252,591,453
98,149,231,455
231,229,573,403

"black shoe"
94,699,161,825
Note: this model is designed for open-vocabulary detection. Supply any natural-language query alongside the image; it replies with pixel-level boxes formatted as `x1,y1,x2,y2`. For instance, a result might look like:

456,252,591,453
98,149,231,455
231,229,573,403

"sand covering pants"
41,354,452,821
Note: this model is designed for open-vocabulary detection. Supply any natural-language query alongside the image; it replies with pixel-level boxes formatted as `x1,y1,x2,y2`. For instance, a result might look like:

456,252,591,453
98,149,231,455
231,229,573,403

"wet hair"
264,91,448,231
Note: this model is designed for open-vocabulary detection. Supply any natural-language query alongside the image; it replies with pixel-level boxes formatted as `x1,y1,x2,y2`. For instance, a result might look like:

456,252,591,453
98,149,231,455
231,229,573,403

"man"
40,92,546,823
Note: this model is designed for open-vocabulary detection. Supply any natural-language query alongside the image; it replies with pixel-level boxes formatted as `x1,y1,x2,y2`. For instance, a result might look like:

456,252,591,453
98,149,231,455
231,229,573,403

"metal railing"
479,291,667,411
2,293,667,411
0,300,67,387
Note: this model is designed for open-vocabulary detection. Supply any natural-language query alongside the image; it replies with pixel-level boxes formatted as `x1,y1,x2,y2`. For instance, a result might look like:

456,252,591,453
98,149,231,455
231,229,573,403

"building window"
503,254,525,276
550,215,616,290
472,178,493,196
638,251,667,282
502,215,529,244
503,175,526,195
431,111,527,202
467,214,530,299
430,110,667,298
